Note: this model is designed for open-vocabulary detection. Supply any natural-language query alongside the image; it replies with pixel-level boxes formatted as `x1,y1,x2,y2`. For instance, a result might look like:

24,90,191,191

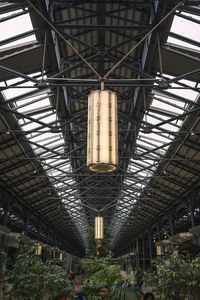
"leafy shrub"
3,240,72,300
143,240,200,300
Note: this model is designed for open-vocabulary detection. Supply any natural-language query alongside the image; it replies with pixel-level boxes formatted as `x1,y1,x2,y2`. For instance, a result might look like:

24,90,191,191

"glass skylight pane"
112,74,199,239
140,133,169,144
137,139,154,148
170,81,198,100
151,99,184,114
160,122,180,131
31,132,59,143
146,115,161,125
35,113,56,123
1,72,87,241
2,85,35,100
3,73,43,101
19,119,40,131
17,100,51,114
167,12,200,51
0,9,36,49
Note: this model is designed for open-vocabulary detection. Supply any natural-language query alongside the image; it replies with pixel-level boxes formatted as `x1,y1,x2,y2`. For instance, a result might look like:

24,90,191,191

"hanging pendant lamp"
95,216,104,240
59,252,63,261
35,244,42,256
87,90,118,172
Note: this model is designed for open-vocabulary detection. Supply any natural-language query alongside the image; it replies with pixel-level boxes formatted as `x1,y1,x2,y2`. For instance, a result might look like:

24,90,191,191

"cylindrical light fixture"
95,216,104,239
87,90,118,172
59,252,63,261
156,246,162,256
35,244,42,256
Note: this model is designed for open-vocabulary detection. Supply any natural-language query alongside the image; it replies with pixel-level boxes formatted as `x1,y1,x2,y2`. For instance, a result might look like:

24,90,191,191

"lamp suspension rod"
157,33,164,81
100,202,119,212
104,1,183,79
80,201,99,212
99,197,118,212
42,31,47,79
27,0,101,80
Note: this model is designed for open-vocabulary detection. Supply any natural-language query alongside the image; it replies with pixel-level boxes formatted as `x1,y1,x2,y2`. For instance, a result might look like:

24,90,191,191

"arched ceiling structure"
0,0,199,256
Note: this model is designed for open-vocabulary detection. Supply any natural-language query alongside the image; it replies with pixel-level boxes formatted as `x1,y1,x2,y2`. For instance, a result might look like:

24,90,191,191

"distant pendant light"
95,216,104,239
87,89,118,172
59,252,63,261
156,245,162,256
35,244,42,256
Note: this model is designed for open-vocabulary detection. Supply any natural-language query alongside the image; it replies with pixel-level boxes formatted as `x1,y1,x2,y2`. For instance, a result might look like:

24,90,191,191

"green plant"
143,240,200,300
86,224,111,257
81,256,139,300
124,271,137,286
3,239,72,300
81,253,113,277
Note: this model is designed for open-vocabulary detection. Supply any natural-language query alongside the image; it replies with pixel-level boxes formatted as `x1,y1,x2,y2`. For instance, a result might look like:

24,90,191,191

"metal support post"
157,223,161,241
136,239,139,269
142,236,146,270
149,232,153,271
190,199,195,228
170,212,174,236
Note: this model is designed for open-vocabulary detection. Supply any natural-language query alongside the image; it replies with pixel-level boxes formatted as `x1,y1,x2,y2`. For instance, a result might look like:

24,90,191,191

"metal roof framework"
0,0,199,256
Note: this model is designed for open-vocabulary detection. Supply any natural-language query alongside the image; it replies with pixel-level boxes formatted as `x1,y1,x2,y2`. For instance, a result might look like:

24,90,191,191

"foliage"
124,269,142,287
86,224,111,257
3,240,72,300
110,287,140,300
86,227,98,257
80,255,139,300
81,253,113,277
143,240,200,300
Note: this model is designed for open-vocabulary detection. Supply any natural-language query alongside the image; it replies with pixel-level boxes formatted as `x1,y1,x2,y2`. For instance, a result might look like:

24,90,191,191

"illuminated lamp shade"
59,252,63,261
35,244,42,256
95,216,104,240
156,246,162,256
87,90,118,172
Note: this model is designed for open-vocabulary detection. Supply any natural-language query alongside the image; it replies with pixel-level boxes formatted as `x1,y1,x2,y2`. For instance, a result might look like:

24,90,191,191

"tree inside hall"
143,240,200,300
3,239,72,300
80,225,140,299
86,223,111,257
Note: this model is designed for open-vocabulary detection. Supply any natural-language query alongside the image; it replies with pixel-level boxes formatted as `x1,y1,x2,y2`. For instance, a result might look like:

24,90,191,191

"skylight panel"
17,100,51,114
43,158,56,166
55,182,63,188
145,114,161,126
48,159,66,167
2,82,35,100
30,132,60,144
169,80,198,100
59,165,71,172
167,11,200,51
137,138,155,148
134,182,145,188
160,120,182,131
40,139,63,150
140,133,169,144
151,99,185,115
34,112,56,124
112,74,199,239
1,73,88,241
19,118,40,131
0,9,36,50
